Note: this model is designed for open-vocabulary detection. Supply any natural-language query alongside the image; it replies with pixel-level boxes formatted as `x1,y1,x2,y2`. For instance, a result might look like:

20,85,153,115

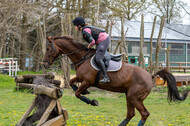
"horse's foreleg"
69,77,90,94
69,77,81,91
75,81,98,106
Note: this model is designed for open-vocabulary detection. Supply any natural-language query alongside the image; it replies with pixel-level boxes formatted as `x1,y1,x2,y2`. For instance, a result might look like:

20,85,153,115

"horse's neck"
68,51,86,63
59,44,85,63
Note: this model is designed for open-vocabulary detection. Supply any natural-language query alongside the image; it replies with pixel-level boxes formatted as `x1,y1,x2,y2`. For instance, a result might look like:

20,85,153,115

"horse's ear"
47,36,53,42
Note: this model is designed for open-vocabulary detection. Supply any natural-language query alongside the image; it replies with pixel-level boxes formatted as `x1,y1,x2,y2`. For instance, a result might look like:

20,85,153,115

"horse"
42,35,189,126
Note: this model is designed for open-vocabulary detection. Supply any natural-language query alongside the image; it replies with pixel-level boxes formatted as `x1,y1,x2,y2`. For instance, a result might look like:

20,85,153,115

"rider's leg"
96,58,110,83
95,37,110,83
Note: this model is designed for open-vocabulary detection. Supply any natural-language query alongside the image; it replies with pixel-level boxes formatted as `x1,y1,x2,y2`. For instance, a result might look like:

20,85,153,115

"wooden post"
57,100,63,115
37,100,57,126
41,115,66,126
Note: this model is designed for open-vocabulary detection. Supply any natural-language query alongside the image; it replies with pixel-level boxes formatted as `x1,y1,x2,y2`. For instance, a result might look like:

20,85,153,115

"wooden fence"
148,62,190,73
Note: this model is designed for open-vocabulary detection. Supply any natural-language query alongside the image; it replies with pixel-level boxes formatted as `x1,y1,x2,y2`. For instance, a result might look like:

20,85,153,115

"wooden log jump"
16,77,68,126
15,73,61,89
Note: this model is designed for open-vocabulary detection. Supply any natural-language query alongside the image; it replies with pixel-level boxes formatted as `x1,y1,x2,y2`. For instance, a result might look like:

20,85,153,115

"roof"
111,21,190,42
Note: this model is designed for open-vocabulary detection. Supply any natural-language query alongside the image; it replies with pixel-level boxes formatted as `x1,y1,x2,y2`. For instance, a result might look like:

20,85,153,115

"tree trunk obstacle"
15,73,61,89
15,75,68,126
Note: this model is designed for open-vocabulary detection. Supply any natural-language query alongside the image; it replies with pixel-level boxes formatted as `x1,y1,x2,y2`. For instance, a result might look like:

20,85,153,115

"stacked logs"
15,73,61,90
16,77,68,126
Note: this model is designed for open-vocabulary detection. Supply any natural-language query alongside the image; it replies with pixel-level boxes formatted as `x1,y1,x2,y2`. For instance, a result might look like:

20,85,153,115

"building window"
130,58,136,63
132,42,147,54
170,43,183,55
188,44,190,54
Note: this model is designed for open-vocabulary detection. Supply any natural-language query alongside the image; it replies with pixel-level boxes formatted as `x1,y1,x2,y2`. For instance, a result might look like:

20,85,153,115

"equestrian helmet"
72,17,85,26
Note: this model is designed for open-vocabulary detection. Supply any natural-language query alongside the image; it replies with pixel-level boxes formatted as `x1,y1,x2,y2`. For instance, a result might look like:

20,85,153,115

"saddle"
90,51,122,72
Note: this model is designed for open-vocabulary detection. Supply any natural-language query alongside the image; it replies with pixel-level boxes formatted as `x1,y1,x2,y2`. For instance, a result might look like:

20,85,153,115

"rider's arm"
82,28,95,48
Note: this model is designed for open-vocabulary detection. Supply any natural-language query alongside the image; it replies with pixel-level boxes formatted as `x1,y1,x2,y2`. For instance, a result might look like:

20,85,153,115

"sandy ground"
55,75,76,88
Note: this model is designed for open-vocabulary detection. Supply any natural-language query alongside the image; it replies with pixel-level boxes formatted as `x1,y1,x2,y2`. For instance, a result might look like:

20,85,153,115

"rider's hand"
87,44,91,49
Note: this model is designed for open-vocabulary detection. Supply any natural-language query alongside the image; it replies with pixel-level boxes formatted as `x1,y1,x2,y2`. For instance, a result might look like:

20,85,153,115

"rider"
72,17,110,83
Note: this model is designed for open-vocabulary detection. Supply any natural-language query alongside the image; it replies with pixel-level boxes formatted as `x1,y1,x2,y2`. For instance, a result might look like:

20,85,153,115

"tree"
139,14,145,68
155,15,165,72
108,0,146,20
149,16,157,73
151,0,184,23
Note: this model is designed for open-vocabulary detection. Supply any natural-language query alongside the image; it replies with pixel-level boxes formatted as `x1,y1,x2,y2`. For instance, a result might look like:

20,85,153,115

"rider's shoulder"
82,25,92,30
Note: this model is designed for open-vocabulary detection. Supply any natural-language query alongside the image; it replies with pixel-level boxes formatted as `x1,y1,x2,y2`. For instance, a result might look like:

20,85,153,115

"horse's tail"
152,68,189,102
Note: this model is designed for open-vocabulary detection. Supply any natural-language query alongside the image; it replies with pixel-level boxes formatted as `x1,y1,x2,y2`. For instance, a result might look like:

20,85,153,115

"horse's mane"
54,35,95,50
54,35,73,41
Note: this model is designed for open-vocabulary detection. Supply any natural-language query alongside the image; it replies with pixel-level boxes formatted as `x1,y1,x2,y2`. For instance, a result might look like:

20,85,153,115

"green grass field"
0,74,190,126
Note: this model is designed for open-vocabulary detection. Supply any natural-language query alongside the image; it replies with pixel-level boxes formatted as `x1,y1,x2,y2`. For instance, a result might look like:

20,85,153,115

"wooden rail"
148,62,190,73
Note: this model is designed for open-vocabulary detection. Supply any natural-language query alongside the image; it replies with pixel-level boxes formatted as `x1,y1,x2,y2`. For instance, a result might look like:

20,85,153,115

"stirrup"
99,77,110,83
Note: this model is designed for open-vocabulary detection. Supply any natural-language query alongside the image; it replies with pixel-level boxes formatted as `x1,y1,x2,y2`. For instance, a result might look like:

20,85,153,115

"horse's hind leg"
119,95,135,126
131,99,150,126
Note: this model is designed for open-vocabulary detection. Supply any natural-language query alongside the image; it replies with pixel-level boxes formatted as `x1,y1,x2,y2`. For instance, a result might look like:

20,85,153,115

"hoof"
118,119,130,126
91,99,99,106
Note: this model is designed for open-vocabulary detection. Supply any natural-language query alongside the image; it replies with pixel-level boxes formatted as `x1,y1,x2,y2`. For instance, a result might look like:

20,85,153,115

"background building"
110,21,190,66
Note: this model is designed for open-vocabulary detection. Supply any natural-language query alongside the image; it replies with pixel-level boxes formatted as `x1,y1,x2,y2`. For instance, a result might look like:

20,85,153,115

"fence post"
15,60,18,77
9,60,11,76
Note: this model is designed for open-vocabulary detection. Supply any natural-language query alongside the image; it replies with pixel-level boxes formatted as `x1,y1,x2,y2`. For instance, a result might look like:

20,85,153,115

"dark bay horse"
43,36,189,126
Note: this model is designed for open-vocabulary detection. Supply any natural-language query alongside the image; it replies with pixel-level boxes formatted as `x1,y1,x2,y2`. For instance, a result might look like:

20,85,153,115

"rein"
73,49,95,69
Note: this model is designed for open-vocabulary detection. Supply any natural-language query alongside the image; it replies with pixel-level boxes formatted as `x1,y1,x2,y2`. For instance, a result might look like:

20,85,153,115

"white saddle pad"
90,55,122,72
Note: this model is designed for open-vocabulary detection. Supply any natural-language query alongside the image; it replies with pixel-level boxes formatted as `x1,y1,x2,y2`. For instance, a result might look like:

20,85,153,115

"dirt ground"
55,75,76,88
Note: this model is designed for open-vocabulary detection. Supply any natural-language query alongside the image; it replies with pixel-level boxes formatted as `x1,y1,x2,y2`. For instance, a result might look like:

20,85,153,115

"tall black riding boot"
96,59,110,83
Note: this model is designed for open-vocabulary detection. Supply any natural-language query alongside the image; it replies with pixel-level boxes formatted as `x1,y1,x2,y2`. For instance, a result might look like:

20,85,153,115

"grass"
0,74,190,126
17,70,76,75
17,71,43,75
0,74,15,89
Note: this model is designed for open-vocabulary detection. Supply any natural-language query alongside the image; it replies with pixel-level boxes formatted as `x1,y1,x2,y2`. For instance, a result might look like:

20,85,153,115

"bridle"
43,38,56,65
43,38,95,69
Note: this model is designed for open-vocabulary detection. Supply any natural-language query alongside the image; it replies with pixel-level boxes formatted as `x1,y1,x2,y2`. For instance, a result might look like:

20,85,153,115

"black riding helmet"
72,17,85,26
